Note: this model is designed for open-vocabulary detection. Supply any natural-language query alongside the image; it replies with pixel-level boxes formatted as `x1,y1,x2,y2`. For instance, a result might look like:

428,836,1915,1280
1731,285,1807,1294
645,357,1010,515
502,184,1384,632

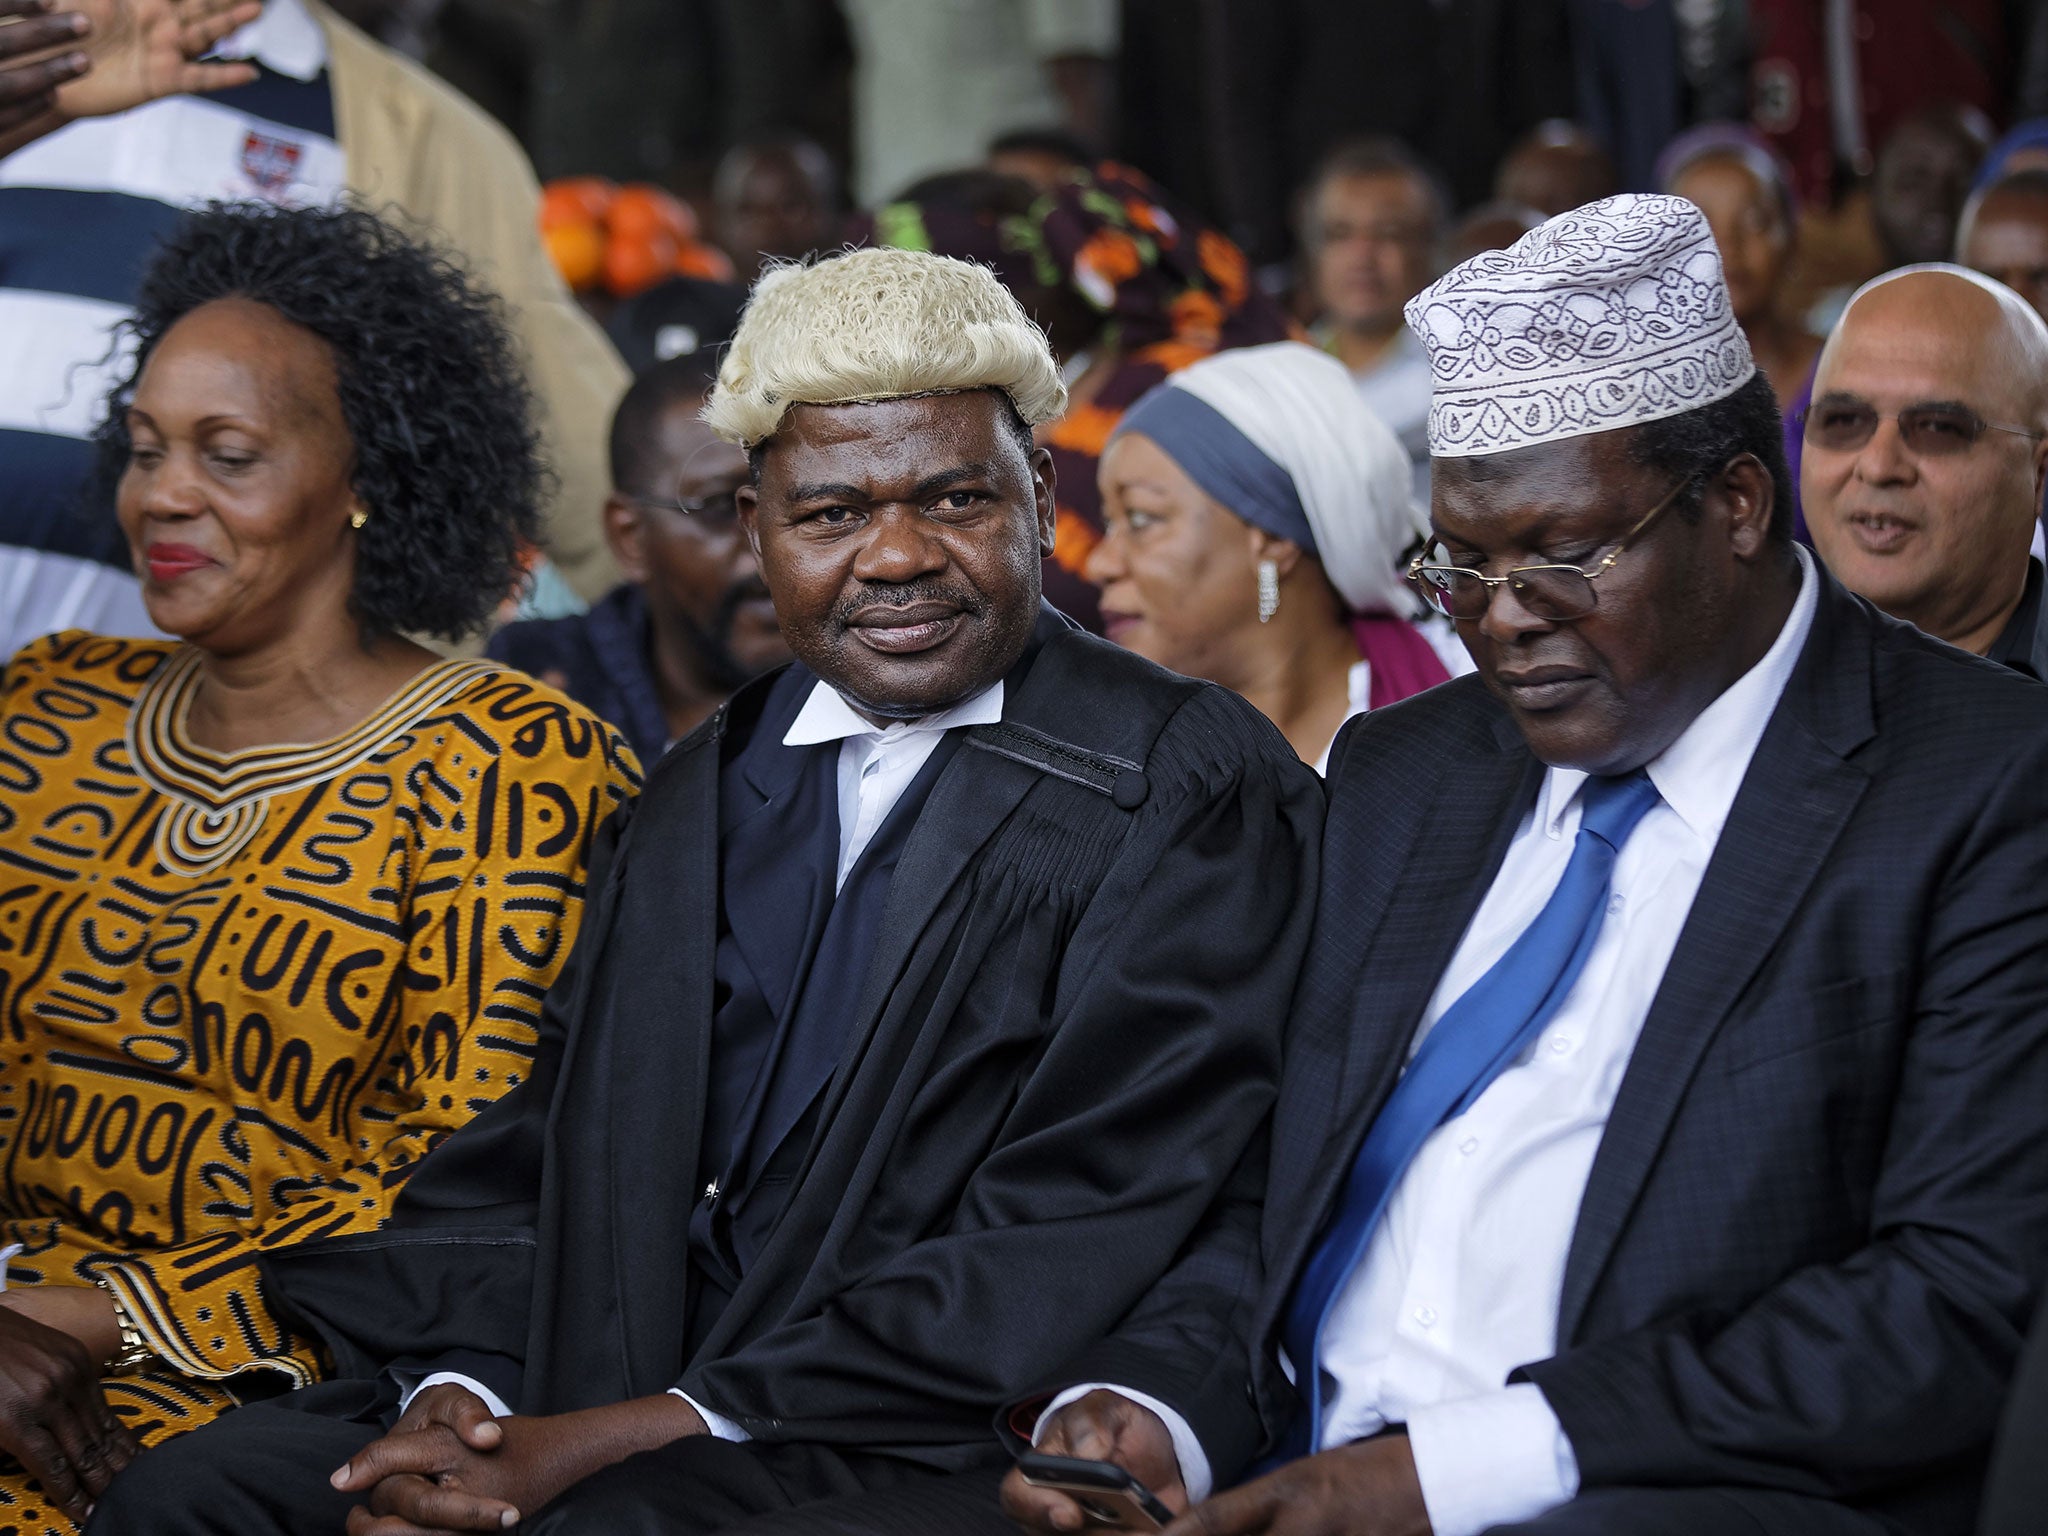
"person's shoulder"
1334,672,1503,766
432,659,644,790
1048,622,1269,749
485,611,600,675
2,630,176,705
1853,594,2048,752
1038,626,1305,783
316,3,531,170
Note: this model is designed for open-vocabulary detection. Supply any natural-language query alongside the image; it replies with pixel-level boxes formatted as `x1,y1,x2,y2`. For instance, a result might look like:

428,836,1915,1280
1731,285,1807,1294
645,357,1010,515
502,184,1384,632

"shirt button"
1459,1138,1479,1156
1549,1035,1573,1055
1413,1306,1438,1329
1606,893,1626,915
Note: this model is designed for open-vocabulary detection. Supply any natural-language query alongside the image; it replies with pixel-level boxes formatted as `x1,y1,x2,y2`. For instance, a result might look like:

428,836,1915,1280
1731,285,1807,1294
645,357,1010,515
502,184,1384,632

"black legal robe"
258,607,1323,1469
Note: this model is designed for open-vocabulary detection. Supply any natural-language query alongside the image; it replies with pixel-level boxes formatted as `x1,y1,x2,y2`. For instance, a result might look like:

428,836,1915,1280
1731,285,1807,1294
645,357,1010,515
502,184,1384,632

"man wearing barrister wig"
1008,194,2048,1536
90,248,1321,1535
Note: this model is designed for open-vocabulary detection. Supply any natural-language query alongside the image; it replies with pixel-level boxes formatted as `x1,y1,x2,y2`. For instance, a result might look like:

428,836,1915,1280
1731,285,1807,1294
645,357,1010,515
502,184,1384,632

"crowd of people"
3,4,2048,1536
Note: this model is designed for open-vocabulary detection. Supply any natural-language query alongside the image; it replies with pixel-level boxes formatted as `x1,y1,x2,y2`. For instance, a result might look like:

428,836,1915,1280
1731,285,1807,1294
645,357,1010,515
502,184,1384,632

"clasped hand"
331,1383,709,1536
1001,1390,1433,1536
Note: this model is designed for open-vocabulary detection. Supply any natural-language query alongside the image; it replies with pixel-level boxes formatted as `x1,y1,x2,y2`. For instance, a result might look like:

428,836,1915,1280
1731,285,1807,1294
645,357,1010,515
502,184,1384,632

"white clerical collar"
217,0,330,83
782,677,1005,748
1540,543,1819,847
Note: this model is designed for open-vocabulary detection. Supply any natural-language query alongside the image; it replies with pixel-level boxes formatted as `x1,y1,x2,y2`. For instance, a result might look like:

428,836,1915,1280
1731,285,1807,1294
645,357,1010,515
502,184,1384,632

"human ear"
1715,453,1776,560
1248,526,1308,580
1029,447,1058,556
603,496,648,583
736,483,764,562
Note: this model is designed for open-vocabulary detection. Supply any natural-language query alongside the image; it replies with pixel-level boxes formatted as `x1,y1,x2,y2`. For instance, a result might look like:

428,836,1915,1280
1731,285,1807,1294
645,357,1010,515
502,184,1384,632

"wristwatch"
92,1276,153,1374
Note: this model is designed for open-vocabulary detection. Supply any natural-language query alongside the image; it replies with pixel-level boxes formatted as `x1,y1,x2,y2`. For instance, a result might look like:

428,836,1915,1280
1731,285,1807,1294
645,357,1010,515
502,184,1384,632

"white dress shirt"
780,677,1006,890
1049,548,1818,1529
408,676,1006,1436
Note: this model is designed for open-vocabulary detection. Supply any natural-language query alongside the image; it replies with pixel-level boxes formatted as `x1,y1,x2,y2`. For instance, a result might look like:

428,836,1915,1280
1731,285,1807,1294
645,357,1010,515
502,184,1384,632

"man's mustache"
833,581,984,626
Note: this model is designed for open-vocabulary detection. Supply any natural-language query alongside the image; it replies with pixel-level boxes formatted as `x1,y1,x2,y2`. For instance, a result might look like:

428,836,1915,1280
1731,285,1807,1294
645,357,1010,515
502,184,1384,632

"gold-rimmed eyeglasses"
1405,476,1692,623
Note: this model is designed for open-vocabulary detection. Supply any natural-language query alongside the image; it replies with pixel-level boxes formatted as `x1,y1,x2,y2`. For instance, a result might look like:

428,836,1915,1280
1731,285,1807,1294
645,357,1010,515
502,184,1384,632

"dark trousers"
1484,1486,1893,1535
86,1387,1015,1536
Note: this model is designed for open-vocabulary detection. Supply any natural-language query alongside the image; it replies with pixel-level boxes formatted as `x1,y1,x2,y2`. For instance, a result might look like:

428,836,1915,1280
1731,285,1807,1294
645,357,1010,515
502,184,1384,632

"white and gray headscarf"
1111,341,1426,616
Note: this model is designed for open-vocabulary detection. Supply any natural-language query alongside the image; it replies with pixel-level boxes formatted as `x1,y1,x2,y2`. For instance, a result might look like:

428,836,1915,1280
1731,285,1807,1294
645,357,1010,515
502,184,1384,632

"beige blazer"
310,1,627,602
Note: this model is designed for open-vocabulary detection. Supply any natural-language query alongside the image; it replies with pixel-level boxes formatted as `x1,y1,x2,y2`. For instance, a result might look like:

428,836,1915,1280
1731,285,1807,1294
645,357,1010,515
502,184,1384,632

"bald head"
1828,266,2048,423
1803,265,2048,652
1959,171,2048,323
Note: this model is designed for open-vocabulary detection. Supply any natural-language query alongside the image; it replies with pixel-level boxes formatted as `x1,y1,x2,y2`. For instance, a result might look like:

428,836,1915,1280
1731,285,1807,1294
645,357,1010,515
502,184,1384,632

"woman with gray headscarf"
1087,340,1469,772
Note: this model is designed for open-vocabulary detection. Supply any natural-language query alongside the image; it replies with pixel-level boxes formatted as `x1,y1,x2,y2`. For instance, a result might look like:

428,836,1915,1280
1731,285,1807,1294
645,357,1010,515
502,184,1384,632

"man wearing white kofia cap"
93,247,1322,1535
1009,194,2048,1536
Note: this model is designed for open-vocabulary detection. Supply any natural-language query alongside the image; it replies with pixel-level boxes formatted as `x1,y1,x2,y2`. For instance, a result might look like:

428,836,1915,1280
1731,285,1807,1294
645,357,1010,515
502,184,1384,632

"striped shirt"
0,0,343,656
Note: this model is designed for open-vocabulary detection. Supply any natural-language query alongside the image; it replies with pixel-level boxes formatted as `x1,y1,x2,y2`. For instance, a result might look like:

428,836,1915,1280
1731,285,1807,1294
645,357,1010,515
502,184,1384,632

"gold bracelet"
92,1276,152,1374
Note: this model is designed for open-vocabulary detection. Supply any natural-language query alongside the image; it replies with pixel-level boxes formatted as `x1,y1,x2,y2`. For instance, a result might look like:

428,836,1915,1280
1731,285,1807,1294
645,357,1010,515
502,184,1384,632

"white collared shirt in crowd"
1051,546,1819,1535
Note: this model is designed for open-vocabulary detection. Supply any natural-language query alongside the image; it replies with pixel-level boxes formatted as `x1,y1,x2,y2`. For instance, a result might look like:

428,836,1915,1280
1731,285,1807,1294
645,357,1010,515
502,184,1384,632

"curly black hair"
94,201,545,640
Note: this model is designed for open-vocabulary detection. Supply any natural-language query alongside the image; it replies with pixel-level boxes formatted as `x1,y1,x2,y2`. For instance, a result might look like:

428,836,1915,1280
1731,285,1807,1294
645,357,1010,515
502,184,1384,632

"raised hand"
1001,1389,1190,1533
52,0,260,123
0,1299,138,1525
0,1,91,137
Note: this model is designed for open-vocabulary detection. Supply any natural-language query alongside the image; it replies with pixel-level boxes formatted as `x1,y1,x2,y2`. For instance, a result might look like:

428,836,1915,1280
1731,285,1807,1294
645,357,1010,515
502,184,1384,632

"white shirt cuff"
668,1387,752,1442
1404,1382,1578,1536
395,1370,514,1421
1034,1383,1215,1504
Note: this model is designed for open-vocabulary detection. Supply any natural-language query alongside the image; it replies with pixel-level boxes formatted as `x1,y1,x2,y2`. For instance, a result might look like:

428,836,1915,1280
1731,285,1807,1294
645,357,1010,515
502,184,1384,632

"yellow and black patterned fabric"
0,631,639,1529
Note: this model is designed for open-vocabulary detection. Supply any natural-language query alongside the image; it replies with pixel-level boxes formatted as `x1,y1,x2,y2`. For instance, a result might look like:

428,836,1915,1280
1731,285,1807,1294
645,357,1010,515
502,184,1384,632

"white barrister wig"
702,246,1069,450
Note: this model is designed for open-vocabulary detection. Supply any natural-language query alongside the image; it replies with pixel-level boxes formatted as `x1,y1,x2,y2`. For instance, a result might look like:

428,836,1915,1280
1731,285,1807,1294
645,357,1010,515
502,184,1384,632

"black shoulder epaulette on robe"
260,604,1324,1471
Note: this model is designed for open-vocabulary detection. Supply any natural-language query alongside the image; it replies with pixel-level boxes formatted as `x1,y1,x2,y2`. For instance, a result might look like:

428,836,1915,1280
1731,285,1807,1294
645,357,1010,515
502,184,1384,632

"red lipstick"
144,542,214,582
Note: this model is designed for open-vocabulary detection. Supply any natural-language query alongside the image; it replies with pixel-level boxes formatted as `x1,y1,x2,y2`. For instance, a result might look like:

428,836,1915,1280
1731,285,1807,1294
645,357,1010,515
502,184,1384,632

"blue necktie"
1276,769,1661,1459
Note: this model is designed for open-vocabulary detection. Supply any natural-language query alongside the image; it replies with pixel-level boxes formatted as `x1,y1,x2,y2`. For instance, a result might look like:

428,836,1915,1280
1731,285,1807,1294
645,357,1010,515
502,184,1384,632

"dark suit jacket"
487,584,671,770
1981,1280,2048,1536
1054,572,2048,1533
260,608,1323,1471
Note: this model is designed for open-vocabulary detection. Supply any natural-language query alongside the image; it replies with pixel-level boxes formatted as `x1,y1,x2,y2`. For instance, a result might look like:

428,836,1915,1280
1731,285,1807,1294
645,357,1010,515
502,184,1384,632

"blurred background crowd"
304,0,2048,624
6,0,2047,661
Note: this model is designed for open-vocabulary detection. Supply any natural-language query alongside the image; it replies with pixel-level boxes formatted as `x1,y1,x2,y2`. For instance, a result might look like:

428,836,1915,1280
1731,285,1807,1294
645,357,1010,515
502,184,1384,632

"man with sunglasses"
1802,264,2048,677
490,355,793,764
1008,195,2048,1536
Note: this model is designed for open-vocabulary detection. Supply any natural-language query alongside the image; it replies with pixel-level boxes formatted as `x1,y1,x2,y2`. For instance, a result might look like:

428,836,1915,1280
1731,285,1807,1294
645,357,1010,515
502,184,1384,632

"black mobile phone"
1015,1450,1175,1530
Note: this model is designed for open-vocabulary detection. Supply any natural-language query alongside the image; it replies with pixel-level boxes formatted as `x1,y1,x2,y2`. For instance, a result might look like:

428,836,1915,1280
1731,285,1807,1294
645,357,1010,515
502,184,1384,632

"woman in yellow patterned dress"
0,203,640,1529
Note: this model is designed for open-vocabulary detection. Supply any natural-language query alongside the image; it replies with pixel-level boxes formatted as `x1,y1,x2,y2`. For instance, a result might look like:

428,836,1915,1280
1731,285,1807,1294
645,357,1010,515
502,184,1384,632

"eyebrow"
124,408,259,432
781,461,1002,505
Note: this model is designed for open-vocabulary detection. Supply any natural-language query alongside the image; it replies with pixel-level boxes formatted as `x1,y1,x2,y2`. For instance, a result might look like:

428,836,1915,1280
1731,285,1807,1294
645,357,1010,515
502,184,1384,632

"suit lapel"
1556,576,1877,1341
719,670,835,1020
1266,698,1541,1295
805,623,1076,1115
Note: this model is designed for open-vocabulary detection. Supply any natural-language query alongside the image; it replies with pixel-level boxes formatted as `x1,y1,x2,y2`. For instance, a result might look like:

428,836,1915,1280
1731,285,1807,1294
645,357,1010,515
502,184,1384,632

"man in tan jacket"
312,0,627,600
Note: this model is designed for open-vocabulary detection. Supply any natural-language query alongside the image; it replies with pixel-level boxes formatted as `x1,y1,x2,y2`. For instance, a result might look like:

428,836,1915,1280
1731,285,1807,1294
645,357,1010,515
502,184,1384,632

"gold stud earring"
349,509,369,530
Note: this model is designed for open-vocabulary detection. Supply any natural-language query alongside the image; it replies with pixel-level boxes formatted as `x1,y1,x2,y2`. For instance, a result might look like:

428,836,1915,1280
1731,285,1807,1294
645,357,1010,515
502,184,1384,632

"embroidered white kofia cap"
1404,193,1756,458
